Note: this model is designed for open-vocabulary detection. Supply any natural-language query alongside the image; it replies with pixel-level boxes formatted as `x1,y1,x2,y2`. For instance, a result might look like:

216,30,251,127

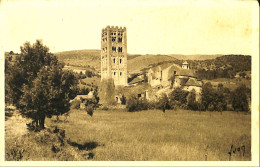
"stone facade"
101,26,128,86
147,62,203,100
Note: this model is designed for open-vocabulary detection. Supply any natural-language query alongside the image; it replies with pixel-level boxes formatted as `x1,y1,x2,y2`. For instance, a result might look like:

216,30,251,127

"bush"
70,100,81,109
168,88,189,109
156,93,170,112
126,95,149,112
187,89,198,110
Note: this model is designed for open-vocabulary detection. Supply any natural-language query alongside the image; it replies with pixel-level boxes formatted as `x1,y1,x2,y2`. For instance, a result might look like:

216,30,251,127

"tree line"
126,83,251,113
194,55,251,80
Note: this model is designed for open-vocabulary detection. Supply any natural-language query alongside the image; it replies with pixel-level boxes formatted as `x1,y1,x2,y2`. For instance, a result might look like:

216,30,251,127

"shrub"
168,88,189,109
187,89,198,110
126,95,149,112
156,93,170,112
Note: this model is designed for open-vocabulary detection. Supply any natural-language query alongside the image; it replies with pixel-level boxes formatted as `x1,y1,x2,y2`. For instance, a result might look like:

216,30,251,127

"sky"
1,0,258,55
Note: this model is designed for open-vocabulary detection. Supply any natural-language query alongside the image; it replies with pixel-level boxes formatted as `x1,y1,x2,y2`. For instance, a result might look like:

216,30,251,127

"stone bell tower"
101,26,127,86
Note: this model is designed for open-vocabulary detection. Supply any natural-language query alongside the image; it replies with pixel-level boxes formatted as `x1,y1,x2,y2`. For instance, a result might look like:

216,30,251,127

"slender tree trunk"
39,116,45,129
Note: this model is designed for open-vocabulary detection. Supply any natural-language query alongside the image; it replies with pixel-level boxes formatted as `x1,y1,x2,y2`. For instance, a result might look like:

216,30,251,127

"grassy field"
5,109,251,161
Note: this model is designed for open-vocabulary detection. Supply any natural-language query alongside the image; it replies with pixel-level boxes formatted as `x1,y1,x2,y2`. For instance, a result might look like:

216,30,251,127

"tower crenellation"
101,26,128,86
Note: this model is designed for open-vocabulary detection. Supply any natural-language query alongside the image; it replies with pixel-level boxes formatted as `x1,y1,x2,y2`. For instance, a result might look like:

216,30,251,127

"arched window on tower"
113,58,116,63
120,59,122,64
112,46,116,52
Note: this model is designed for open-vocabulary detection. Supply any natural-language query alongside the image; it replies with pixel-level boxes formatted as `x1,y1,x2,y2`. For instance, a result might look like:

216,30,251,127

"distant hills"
54,50,101,71
54,49,226,73
169,54,222,60
54,50,178,73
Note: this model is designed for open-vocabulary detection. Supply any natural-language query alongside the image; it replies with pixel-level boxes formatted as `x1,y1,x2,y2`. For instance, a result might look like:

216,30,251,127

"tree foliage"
168,87,189,109
85,87,100,116
99,78,115,104
231,84,250,112
187,89,198,110
5,40,78,129
156,93,170,113
126,95,149,112
195,55,251,80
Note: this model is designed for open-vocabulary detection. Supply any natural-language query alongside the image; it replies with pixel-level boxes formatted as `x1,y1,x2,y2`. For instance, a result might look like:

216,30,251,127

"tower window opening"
118,37,122,42
111,33,113,35
113,58,116,63
120,72,122,76
112,37,116,42
174,71,176,74
114,33,116,35
118,47,123,52
120,59,122,64
112,46,116,52
114,72,116,75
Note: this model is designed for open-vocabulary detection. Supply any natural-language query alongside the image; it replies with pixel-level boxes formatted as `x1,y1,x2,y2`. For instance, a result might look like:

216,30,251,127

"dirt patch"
5,110,30,139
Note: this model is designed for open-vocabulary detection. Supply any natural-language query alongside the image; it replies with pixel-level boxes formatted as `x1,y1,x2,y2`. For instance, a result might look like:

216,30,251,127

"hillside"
127,54,177,74
54,50,101,70
169,54,222,60
54,50,250,77
54,50,177,74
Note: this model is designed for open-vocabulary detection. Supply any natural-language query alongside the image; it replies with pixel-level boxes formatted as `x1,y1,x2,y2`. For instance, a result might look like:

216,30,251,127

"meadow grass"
47,109,251,161
5,109,251,161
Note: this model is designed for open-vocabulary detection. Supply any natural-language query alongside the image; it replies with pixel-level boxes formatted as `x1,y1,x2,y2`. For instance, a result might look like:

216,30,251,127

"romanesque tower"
101,26,127,86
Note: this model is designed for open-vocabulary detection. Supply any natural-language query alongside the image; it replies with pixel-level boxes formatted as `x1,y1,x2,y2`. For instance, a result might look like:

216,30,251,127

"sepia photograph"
0,0,259,166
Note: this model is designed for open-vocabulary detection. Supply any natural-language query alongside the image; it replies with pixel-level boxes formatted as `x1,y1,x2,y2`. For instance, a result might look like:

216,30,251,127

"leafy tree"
157,93,170,113
231,84,249,112
168,87,189,109
126,94,149,112
201,82,215,110
85,87,99,117
187,89,198,110
19,64,78,129
215,84,227,112
6,40,57,106
6,40,78,129
126,95,139,112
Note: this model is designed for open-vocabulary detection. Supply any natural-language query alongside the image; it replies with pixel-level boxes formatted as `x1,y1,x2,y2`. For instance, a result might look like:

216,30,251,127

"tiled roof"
129,77,144,85
184,78,202,87
177,69,195,76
